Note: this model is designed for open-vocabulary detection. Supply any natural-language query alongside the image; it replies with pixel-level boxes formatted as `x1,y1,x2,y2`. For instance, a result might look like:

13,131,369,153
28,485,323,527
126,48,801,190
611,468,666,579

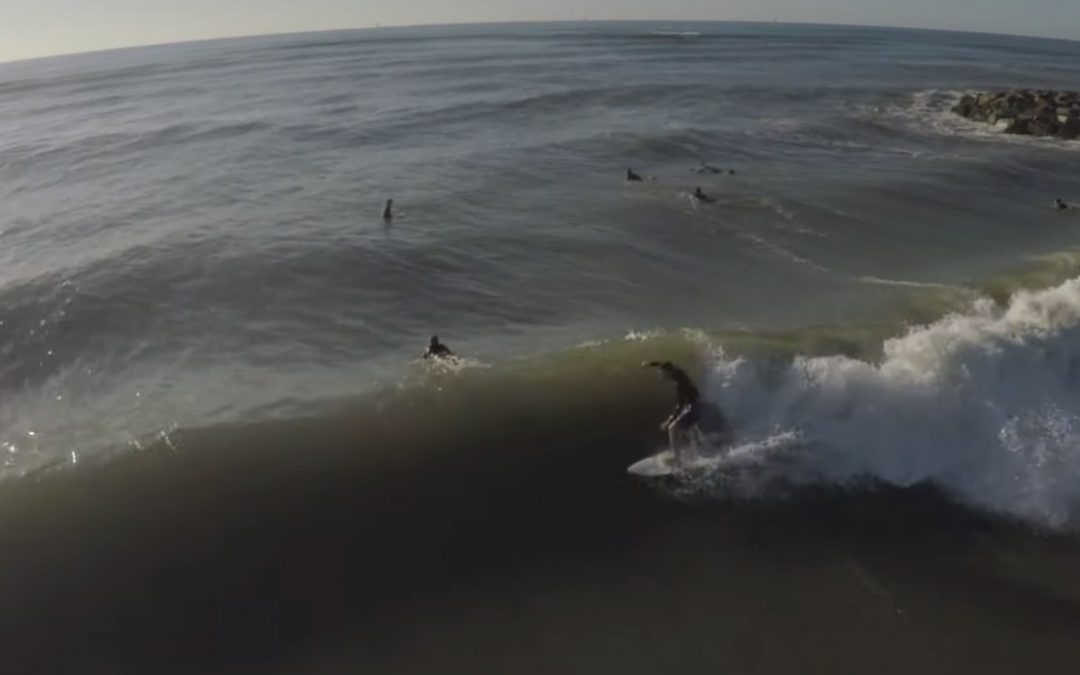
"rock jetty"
952,90,1080,140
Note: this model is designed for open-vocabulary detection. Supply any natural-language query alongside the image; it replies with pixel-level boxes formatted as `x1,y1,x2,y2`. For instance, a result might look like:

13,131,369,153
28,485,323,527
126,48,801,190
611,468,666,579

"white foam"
702,277,1080,528
855,276,965,291
625,329,664,342
739,233,831,273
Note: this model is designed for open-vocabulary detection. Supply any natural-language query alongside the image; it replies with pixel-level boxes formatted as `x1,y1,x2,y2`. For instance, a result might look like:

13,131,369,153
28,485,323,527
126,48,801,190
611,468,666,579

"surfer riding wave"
643,360,733,464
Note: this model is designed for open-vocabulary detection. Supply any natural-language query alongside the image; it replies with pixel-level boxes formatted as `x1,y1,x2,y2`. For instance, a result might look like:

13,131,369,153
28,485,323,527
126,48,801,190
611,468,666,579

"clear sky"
4,0,1079,63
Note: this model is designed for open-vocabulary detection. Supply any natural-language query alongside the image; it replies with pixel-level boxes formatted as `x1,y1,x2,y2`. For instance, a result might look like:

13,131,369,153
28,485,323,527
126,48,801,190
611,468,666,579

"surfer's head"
430,335,441,347
658,362,678,378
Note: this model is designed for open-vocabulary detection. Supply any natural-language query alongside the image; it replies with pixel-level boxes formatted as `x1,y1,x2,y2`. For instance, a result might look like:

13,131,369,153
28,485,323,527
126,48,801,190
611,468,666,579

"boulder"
953,89,1080,140
1061,119,1080,141
1029,118,1060,137
952,95,977,118
1005,119,1031,135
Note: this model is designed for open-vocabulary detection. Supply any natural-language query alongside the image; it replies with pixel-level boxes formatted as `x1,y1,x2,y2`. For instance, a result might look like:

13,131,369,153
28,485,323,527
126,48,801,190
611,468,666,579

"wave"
8,269,1080,532
1,119,275,178
279,83,711,147
856,275,968,290
9,334,1032,675
647,31,702,38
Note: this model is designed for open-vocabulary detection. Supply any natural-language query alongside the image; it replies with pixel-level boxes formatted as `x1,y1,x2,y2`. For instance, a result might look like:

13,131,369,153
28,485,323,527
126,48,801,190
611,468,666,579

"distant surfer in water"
693,187,714,203
1056,198,1071,211
626,168,644,182
383,199,394,222
643,361,706,462
424,335,454,360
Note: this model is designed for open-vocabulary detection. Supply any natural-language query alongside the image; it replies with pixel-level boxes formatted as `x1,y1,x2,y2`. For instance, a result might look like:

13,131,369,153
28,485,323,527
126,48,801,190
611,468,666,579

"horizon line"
2,18,1078,68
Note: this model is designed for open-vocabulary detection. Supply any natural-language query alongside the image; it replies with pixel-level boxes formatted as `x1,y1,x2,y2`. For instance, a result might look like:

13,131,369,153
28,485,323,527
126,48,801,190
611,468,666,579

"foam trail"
649,31,702,37
703,277,1080,529
856,276,963,290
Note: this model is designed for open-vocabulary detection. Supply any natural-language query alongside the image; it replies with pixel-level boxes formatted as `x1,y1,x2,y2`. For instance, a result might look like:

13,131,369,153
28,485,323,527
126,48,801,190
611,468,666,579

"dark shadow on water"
0,365,1077,674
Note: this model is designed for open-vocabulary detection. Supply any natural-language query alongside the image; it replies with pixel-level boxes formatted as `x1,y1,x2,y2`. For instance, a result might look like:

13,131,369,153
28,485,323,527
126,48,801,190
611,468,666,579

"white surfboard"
627,431,804,479
627,450,720,477
627,450,679,477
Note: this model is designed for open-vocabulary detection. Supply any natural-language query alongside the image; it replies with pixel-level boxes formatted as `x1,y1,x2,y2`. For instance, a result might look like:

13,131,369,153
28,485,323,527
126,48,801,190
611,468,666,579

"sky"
4,0,1079,63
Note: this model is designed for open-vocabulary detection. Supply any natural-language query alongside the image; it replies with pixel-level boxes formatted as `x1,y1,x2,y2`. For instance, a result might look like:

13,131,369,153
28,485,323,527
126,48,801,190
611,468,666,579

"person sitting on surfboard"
424,335,454,360
626,168,644,182
643,361,706,462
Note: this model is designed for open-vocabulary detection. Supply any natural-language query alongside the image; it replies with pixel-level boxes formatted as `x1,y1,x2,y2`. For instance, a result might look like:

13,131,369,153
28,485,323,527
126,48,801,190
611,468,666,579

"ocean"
1,21,1079,673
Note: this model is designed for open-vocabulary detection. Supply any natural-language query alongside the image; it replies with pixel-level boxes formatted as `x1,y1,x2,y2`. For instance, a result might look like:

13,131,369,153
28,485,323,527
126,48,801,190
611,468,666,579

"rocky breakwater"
953,90,1080,140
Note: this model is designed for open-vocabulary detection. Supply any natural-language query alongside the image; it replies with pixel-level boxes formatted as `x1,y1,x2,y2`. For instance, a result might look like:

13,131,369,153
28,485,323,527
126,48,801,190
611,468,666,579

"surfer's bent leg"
690,424,707,447
669,403,701,462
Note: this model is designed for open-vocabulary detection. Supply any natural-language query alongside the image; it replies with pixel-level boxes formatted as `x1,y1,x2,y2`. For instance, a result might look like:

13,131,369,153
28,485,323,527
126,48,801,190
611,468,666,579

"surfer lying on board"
643,361,707,462
424,335,454,360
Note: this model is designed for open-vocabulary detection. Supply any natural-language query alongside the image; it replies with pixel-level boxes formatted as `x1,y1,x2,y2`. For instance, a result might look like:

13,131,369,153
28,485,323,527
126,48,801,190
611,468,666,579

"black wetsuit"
667,366,702,428
424,342,454,359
